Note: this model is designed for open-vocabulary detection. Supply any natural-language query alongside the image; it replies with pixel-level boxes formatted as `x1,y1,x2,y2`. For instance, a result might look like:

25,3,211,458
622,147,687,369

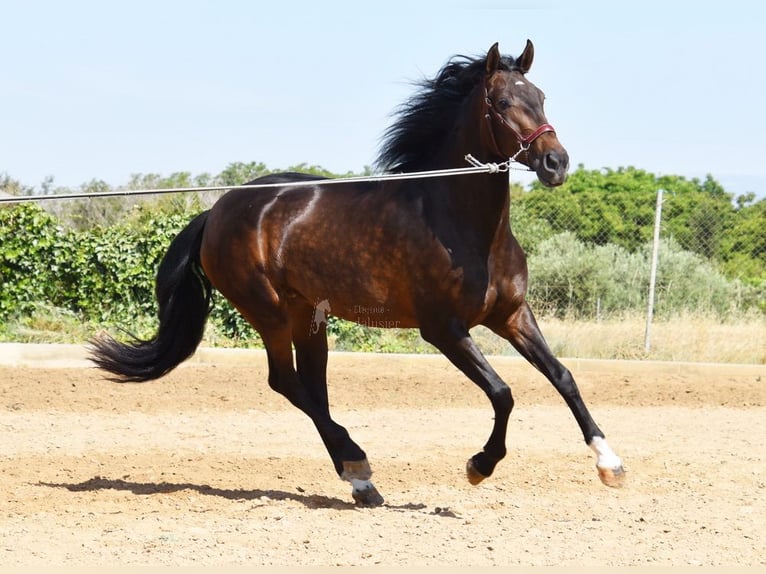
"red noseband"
516,122,557,147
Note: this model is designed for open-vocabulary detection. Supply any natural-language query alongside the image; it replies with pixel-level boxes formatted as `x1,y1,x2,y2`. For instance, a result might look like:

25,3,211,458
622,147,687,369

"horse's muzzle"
536,148,569,187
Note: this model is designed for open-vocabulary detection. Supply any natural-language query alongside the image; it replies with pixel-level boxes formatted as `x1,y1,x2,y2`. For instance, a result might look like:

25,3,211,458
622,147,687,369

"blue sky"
3,0,765,197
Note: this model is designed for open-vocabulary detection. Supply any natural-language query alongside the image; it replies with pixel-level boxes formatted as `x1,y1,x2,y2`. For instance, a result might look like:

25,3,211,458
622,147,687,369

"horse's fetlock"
341,459,373,482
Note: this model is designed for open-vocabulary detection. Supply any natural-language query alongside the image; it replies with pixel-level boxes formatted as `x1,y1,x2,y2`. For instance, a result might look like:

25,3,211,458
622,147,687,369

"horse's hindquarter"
200,186,291,306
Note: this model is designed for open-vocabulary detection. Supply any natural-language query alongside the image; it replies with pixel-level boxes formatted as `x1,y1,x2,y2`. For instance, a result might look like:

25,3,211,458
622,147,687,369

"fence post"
644,188,664,352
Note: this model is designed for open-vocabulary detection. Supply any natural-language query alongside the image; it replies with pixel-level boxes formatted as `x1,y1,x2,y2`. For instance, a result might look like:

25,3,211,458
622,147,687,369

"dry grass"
471,312,766,364
4,306,764,365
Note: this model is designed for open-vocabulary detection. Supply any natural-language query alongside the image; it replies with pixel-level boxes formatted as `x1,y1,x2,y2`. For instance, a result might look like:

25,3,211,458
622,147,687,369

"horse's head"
483,41,569,187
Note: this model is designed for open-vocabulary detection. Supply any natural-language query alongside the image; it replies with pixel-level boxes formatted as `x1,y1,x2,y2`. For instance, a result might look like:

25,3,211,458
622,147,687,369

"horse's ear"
485,42,501,75
517,39,534,74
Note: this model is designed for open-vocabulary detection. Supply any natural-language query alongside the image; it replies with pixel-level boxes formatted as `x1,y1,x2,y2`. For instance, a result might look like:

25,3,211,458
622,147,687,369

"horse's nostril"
542,150,569,175
543,151,560,173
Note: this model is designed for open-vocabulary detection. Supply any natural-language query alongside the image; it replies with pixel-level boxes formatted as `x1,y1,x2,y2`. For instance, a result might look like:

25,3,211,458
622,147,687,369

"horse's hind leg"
289,302,383,506
219,277,382,505
487,302,625,487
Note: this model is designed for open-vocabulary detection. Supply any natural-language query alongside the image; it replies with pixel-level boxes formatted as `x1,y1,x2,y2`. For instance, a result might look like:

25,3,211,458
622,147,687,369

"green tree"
519,166,763,285
215,161,272,186
0,173,34,197
720,196,766,289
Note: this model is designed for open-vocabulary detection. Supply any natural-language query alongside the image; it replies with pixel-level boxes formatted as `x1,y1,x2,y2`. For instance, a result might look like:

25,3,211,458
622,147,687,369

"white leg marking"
589,436,623,470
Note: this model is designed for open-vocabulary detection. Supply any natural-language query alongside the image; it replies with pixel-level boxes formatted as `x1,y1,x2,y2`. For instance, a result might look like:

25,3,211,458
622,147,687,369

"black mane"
376,51,519,173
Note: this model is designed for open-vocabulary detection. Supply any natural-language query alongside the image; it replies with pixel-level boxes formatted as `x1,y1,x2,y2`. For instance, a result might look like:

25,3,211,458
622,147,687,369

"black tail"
89,211,212,382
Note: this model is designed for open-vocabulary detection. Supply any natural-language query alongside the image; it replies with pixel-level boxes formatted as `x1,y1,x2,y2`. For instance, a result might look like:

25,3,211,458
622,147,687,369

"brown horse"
91,40,625,506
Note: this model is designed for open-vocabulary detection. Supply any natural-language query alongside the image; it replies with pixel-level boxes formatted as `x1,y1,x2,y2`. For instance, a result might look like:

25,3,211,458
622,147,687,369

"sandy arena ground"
0,346,764,566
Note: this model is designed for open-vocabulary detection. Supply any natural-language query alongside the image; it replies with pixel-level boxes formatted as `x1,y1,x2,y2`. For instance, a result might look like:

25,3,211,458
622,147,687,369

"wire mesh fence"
507,183,765,363
513,188,765,322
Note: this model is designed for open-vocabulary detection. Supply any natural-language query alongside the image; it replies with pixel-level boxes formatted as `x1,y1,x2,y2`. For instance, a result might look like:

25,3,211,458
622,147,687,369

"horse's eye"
497,98,510,110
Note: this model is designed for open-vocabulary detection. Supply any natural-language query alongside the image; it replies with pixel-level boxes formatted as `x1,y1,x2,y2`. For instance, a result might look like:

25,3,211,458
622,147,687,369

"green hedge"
0,203,260,343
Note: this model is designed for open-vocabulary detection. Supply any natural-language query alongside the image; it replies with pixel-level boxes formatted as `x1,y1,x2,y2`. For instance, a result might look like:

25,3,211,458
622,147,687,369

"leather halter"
483,86,556,161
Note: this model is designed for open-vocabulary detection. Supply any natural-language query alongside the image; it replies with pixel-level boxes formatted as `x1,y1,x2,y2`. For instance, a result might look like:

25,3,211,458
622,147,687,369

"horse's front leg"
420,319,514,484
486,302,626,487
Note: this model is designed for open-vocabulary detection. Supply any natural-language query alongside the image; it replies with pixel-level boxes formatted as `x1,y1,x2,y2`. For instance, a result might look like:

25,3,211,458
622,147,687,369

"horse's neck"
436,97,512,245
449,172,511,243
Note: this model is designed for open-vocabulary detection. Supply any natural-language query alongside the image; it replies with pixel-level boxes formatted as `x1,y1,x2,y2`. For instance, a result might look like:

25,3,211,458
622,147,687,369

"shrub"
526,232,758,320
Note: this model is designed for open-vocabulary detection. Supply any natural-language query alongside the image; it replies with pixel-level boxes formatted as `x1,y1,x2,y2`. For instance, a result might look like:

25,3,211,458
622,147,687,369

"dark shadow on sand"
39,476,430,513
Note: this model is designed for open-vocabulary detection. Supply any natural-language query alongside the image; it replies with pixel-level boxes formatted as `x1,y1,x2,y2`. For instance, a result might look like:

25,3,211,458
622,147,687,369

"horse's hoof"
352,482,384,507
597,464,626,488
466,458,487,485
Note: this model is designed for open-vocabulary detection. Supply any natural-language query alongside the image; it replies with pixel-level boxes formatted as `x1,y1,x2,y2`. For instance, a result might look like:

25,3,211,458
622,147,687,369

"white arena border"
0,342,762,377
